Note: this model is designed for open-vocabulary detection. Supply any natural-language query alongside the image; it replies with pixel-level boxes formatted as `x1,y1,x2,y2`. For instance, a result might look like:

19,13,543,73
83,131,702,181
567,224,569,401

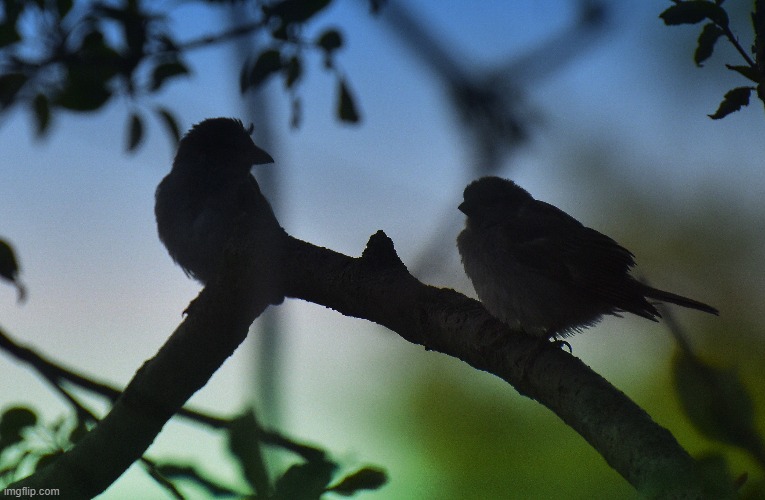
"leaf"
725,64,761,83
327,467,387,496
673,350,764,457
76,30,122,81
0,407,37,448
695,23,724,66
290,95,302,128
126,112,144,151
263,0,332,25
369,0,386,14
272,459,336,500
0,0,23,45
660,1,729,27
0,23,21,47
0,240,21,285
56,0,74,18
1,0,23,23
240,57,252,93
317,29,343,53
708,86,752,118
337,78,360,123
54,74,111,112
0,452,26,477
150,61,190,91
227,411,270,496
96,3,151,59
154,107,181,145
0,73,26,109
246,49,283,90
0,240,25,301
285,56,302,88
32,94,51,137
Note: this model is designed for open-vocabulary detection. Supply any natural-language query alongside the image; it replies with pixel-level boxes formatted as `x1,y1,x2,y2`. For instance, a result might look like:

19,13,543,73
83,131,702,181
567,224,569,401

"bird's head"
459,176,532,221
172,117,273,177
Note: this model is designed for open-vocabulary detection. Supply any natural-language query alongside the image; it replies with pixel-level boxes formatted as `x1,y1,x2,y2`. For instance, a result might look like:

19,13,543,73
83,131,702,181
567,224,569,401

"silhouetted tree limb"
8,240,277,498
10,231,715,497
283,232,712,497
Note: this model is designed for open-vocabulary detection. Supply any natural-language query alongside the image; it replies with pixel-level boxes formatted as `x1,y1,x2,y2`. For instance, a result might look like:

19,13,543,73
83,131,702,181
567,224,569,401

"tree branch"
283,232,707,497
8,243,277,498
9,231,709,497
0,324,229,428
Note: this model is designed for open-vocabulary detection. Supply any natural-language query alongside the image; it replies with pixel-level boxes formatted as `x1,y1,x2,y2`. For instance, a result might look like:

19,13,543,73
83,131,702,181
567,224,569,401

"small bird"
456,176,718,338
155,117,286,297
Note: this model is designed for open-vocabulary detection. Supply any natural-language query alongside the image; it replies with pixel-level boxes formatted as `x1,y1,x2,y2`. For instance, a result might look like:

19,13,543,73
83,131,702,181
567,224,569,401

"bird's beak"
250,144,274,165
458,201,468,214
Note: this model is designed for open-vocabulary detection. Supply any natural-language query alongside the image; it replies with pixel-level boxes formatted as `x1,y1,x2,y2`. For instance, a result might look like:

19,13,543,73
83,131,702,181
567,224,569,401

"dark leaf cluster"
660,0,765,118
219,410,386,498
673,351,764,462
239,21,360,127
657,306,765,494
0,406,87,486
0,405,386,498
0,0,187,148
671,350,765,494
0,0,373,151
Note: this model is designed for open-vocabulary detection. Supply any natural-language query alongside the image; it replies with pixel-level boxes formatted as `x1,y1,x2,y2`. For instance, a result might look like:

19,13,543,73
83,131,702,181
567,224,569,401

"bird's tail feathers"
644,287,719,315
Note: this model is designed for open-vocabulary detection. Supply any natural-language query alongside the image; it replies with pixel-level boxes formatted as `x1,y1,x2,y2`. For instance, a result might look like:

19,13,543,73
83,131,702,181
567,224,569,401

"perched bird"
155,117,285,298
456,176,718,338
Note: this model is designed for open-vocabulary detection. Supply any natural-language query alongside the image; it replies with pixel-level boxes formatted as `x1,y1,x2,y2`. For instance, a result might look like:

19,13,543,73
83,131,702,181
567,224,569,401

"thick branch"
284,232,706,497
9,230,709,497
9,247,276,498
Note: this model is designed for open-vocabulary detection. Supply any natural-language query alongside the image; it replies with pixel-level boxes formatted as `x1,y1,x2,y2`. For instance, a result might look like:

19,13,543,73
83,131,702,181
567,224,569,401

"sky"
1,0,764,498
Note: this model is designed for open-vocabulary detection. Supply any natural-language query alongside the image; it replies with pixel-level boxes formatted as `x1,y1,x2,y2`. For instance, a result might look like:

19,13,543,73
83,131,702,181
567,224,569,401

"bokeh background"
1,0,764,498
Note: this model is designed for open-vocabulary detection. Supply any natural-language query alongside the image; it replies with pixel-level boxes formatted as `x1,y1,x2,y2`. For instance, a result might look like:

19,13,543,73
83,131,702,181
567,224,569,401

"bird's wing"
502,200,638,301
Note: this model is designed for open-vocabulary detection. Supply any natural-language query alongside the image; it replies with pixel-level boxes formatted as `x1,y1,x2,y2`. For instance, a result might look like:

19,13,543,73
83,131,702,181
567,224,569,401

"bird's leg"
515,330,572,382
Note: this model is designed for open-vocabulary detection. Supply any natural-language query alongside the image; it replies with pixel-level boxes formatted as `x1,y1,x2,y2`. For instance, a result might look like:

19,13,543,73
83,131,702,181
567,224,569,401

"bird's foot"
516,332,571,382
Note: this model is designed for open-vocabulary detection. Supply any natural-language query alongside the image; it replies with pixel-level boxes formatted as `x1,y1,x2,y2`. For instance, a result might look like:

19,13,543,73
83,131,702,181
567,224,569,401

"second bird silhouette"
457,176,718,338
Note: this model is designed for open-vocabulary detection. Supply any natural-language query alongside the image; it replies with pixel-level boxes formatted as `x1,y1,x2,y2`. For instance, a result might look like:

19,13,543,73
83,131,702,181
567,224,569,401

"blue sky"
1,0,763,497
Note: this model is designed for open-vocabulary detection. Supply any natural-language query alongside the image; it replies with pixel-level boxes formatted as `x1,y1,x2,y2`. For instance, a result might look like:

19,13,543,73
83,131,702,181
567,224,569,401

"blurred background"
1,0,764,498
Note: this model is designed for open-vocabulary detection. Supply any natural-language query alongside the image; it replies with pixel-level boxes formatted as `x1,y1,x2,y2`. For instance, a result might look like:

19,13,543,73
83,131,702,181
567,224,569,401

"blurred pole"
226,5,284,431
